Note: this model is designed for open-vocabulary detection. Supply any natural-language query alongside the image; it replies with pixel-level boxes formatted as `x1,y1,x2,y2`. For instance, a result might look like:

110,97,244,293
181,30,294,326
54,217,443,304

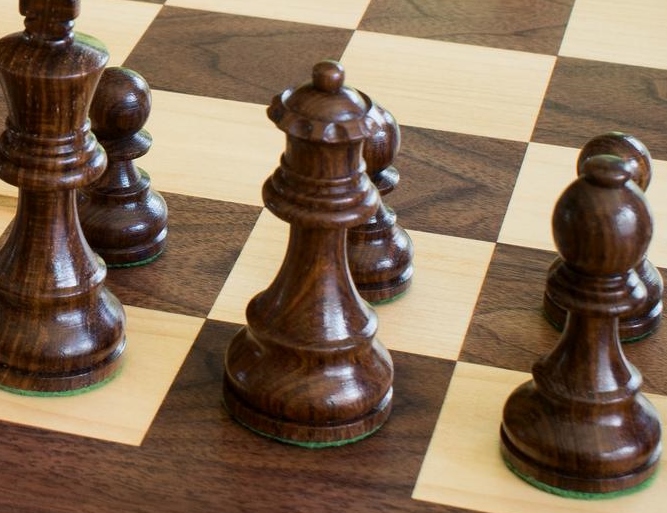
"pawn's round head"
90,67,151,140
553,154,653,276
361,98,400,176
577,132,652,191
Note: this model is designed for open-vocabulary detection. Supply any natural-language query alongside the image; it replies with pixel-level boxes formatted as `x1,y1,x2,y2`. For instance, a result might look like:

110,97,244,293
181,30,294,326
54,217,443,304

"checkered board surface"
0,0,666,512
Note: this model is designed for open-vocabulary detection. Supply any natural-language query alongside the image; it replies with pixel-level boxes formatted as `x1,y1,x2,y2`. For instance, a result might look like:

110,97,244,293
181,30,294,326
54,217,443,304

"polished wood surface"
0,1,666,512
0,0,125,393
543,132,663,340
502,153,662,493
222,61,393,445
79,66,169,267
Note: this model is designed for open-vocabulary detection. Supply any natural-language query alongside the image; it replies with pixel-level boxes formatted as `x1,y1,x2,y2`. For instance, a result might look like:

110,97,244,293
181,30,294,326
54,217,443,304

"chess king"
0,0,126,393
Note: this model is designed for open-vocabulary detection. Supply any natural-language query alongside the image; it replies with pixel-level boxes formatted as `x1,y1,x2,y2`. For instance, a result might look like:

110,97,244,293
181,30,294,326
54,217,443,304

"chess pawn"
78,66,168,266
347,98,414,303
0,0,126,393
544,132,662,341
501,155,662,495
223,60,394,446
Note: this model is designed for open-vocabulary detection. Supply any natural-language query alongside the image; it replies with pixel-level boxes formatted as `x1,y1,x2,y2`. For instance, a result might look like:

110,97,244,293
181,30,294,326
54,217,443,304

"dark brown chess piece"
501,154,662,495
347,97,414,303
544,132,663,341
222,60,394,446
0,0,126,393
78,66,168,267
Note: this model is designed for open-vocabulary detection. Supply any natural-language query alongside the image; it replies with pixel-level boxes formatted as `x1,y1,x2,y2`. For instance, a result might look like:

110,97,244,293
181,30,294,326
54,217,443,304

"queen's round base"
222,377,393,447
0,339,126,395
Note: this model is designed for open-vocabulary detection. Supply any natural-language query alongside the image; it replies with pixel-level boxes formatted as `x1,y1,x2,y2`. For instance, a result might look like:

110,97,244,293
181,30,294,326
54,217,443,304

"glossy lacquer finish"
79,66,168,267
501,153,662,493
223,61,394,446
348,97,414,304
0,0,126,393
543,132,663,341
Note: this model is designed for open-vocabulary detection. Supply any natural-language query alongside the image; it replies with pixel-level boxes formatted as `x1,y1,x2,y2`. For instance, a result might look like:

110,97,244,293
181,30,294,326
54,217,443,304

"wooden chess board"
0,0,666,511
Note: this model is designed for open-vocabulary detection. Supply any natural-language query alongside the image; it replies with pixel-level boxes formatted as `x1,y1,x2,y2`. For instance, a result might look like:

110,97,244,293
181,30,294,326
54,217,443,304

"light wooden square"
209,208,495,360
413,361,667,513
138,89,283,206
0,196,15,235
340,31,556,142
560,0,667,70
645,160,667,267
0,0,161,67
498,142,667,267
165,0,371,29
0,306,204,446
497,142,576,252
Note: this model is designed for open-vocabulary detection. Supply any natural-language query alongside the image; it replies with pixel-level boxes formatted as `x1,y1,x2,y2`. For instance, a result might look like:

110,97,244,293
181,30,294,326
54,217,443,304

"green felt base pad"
503,456,659,500
0,366,123,397
106,249,165,268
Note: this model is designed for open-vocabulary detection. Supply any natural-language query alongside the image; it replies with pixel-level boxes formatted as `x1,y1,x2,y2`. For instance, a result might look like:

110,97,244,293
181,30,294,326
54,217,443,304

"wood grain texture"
502,157,661,493
166,0,372,29
387,127,527,241
0,305,203,445
460,243,558,372
79,66,169,266
0,0,666,511
123,6,354,105
0,0,126,392
533,57,667,161
223,61,394,445
348,97,414,302
341,31,556,141
0,320,451,513
0,326,456,513
359,0,576,54
415,362,667,513
543,133,663,340
560,0,667,70
106,192,261,318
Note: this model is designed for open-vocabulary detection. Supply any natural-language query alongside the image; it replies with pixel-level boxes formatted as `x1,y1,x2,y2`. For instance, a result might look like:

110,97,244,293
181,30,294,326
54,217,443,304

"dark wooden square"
390,127,526,242
123,7,354,105
533,57,667,161
359,0,575,54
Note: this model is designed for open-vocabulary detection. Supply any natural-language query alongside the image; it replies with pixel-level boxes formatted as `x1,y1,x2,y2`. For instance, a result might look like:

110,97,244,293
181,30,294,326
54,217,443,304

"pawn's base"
500,379,662,495
92,226,167,268
79,172,169,268
618,300,663,343
222,377,393,447
501,429,660,498
357,267,413,305
502,452,659,500
348,218,414,305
